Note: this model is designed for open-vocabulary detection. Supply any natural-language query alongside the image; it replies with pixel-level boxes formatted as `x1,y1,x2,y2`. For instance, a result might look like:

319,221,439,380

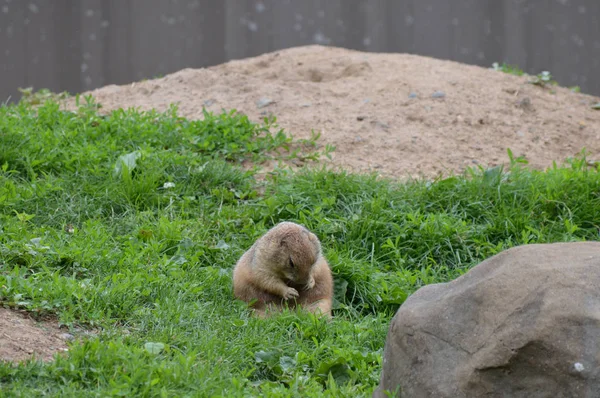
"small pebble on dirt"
408,92,418,99
372,120,389,129
60,333,75,341
354,135,363,143
256,97,275,108
203,99,215,107
300,102,312,108
431,91,446,98
517,97,532,110
357,116,365,121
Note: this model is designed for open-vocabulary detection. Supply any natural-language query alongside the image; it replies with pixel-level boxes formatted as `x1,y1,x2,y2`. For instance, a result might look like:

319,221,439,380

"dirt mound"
67,45,600,179
0,308,70,362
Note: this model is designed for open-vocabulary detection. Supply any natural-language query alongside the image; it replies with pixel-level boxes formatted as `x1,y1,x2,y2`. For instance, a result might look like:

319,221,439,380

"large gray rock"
374,242,600,398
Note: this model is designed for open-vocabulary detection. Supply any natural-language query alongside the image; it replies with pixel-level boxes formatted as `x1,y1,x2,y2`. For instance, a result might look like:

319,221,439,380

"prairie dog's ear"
308,232,320,246
279,236,288,247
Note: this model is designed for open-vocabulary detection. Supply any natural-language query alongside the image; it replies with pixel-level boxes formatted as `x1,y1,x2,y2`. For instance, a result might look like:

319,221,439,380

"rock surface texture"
374,242,600,398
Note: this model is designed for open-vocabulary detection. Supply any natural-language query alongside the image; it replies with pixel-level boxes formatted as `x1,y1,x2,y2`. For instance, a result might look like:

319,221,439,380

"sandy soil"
0,308,69,363
4,44,600,362
66,44,600,179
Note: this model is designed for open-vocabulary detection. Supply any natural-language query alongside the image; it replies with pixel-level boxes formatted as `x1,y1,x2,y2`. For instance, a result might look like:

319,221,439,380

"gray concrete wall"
2,0,599,103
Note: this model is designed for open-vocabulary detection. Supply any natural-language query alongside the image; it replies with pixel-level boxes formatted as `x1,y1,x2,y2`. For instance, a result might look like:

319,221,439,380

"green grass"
1,98,600,396
491,62,560,87
491,62,526,77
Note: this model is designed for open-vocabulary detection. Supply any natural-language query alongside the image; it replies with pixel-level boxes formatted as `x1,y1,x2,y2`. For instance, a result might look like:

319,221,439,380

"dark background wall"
2,0,600,103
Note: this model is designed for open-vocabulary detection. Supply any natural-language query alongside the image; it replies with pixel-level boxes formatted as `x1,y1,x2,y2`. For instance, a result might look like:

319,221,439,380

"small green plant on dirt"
528,70,558,87
288,130,336,162
491,63,560,88
140,74,165,83
1,97,600,396
491,62,525,76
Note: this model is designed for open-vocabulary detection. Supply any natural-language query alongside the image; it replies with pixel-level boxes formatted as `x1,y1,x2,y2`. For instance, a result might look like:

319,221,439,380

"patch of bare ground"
0,308,73,363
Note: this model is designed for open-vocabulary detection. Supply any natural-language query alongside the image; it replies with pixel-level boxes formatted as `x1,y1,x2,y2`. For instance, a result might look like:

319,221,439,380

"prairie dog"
232,221,334,318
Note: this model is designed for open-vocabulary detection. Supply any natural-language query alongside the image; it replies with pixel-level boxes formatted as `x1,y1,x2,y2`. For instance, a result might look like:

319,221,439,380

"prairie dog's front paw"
282,287,299,300
304,277,315,290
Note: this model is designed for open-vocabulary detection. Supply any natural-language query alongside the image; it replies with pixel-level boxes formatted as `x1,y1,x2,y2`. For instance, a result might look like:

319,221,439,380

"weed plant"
491,62,558,87
1,98,599,396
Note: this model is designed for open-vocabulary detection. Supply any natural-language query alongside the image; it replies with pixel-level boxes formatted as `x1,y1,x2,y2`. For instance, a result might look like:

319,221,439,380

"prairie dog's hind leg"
304,298,332,318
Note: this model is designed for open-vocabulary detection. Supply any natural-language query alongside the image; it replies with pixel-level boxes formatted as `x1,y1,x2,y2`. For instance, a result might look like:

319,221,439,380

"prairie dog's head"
254,222,321,287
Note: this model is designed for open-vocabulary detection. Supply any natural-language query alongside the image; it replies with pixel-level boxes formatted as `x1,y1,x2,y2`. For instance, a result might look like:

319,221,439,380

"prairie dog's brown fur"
232,221,334,318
